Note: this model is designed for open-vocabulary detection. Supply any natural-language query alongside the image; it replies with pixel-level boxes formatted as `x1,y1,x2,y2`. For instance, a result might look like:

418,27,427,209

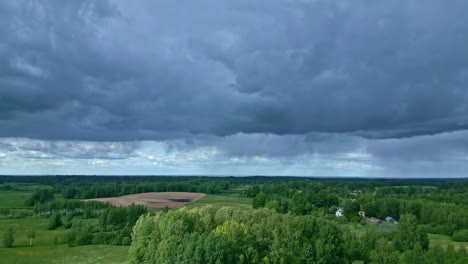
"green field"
0,215,128,264
0,187,253,263
346,223,467,250
428,233,468,249
182,193,253,209
0,186,129,264
0,245,128,264
0,190,33,209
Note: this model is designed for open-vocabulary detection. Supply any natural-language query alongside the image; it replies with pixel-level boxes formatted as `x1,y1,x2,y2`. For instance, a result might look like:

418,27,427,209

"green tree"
27,229,36,247
252,192,268,209
25,189,55,206
395,214,429,251
344,200,361,218
66,230,77,247
452,229,468,242
64,188,78,199
369,238,399,264
2,227,15,248
48,214,63,230
291,192,307,215
265,200,280,212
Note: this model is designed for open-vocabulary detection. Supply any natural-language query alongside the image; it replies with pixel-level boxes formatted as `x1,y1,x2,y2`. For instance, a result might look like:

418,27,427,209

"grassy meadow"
0,185,253,264
182,192,253,210
0,185,129,264
428,233,468,249
0,244,128,264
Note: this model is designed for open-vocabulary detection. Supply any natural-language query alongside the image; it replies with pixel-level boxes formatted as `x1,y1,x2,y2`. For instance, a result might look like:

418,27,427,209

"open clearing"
84,192,206,209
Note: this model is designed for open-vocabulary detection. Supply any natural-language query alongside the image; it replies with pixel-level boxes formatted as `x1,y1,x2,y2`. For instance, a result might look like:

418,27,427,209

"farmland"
84,192,206,209
0,179,253,264
0,176,467,263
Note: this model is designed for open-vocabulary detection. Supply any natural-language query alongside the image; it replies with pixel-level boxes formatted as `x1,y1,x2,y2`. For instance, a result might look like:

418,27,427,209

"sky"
1,0,468,177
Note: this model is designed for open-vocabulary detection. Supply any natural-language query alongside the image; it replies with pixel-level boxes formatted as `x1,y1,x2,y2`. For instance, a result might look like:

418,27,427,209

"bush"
427,225,452,236
76,226,93,246
335,216,348,224
92,232,113,245
66,230,77,247
122,237,131,246
111,233,123,245
48,214,63,230
452,229,468,242
350,216,361,223
25,189,55,206
359,218,367,225
2,227,15,248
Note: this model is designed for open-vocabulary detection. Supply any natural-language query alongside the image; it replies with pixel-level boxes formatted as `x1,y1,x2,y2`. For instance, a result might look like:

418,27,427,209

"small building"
335,208,344,217
385,217,396,223
358,211,366,217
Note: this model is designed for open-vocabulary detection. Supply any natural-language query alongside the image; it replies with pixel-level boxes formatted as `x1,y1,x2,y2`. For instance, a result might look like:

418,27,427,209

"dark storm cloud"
1,0,468,141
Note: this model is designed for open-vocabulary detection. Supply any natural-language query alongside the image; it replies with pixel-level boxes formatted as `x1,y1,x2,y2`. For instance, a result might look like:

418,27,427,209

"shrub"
427,225,452,236
66,230,77,247
452,229,468,242
122,237,131,246
2,227,15,248
48,214,63,230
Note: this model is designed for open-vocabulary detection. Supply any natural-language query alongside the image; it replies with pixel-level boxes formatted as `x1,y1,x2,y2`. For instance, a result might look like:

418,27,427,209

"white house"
335,208,344,217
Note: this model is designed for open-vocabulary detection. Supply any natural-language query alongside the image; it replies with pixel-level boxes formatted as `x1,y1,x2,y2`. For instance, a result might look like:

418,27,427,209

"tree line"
130,207,467,264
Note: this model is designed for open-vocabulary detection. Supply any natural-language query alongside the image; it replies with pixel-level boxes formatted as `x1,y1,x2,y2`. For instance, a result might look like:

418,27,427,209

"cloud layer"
1,1,468,177
2,0,468,140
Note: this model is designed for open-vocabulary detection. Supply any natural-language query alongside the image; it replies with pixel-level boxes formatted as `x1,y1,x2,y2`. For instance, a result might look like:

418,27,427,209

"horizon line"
0,174,467,180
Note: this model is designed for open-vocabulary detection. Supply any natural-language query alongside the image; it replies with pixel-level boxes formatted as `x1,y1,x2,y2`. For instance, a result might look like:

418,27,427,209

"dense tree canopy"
130,207,346,264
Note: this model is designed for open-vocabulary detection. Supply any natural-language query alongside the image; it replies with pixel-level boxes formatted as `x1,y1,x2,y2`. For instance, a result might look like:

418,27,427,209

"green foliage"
63,188,78,199
64,214,74,229
344,200,361,218
252,192,268,209
395,214,429,251
245,185,261,197
2,227,15,248
122,237,131,246
98,204,147,244
291,191,308,215
48,214,63,230
426,225,452,236
1,176,467,263
452,229,468,242
25,189,55,206
130,207,346,264
369,238,400,264
27,229,36,246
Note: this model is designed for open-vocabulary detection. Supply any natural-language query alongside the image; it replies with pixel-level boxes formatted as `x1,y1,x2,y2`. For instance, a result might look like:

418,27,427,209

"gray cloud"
1,1,468,177
0,138,139,159
0,0,468,141
366,130,468,162
165,133,364,158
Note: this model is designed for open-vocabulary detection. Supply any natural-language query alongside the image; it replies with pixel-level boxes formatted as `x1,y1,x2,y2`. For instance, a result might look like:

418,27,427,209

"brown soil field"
83,192,206,209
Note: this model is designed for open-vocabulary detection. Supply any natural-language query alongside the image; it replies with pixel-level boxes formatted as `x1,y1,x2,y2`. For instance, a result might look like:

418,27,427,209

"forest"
0,176,467,263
